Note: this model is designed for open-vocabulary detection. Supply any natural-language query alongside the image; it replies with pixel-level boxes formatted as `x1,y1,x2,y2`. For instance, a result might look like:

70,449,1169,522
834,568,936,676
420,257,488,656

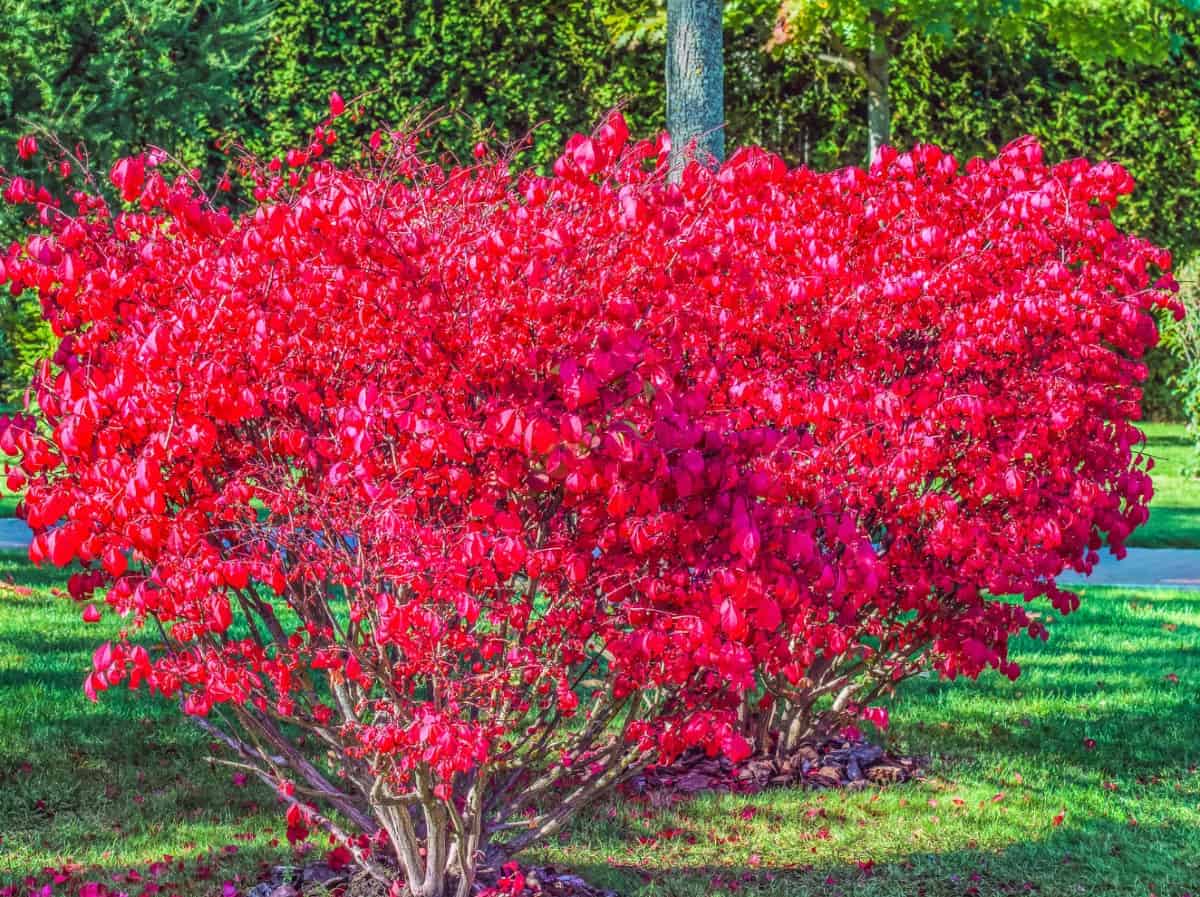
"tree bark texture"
666,0,725,179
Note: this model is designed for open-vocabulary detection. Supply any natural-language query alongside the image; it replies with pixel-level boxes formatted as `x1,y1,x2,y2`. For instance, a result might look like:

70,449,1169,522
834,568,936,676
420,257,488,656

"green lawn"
0,488,19,517
2,552,1198,896
0,403,22,517
1133,422,1200,549
537,584,1200,896
0,553,282,894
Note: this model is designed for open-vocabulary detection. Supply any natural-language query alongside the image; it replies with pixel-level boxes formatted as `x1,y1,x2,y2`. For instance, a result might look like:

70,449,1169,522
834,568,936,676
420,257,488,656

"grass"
0,553,282,894
0,403,22,516
0,473,20,517
1133,422,1200,549
2,553,1198,896
535,585,1200,895
0,490,19,517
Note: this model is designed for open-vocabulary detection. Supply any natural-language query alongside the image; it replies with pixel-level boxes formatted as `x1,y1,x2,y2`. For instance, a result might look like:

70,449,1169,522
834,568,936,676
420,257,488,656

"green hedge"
255,0,663,166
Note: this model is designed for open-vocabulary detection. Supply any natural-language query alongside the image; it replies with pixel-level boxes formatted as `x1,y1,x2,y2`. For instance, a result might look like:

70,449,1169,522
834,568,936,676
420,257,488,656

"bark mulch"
625,736,924,802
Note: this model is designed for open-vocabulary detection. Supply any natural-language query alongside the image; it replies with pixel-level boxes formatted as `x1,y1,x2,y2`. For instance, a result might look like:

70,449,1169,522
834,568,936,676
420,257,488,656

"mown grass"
0,403,22,516
2,552,1198,895
1134,422,1200,549
0,471,20,517
0,553,282,893
535,584,1200,895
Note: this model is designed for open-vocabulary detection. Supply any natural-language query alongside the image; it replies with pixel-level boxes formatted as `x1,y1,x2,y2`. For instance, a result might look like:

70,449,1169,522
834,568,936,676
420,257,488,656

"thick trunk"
865,9,891,161
666,0,725,179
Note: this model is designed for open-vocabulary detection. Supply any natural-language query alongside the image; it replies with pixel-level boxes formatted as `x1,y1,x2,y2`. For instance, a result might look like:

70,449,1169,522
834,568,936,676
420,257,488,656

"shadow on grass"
891,684,1200,790
897,701,1200,789
0,550,72,589
1,630,112,656
1140,428,1193,448
1130,505,1200,548
563,813,1200,895
0,842,289,896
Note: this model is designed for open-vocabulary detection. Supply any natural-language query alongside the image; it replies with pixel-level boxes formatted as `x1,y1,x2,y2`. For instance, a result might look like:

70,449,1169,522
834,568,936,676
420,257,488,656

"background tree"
1160,259,1200,470
0,0,268,176
258,0,661,166
771,0,1184,158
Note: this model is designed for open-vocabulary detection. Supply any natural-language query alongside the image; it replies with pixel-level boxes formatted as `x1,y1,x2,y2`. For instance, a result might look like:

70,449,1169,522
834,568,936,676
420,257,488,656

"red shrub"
0,111,1177,893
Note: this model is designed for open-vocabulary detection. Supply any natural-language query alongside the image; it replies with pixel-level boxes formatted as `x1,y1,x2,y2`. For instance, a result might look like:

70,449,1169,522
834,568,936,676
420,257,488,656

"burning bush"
0,106,1176,894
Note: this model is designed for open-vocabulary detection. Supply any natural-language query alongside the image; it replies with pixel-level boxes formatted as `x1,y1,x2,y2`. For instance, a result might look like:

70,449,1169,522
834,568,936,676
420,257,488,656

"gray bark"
865,8,891,160
666,0,725,179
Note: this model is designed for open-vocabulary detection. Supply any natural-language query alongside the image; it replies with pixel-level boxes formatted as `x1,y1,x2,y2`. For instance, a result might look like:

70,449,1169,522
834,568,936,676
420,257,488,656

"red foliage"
0,110,1177,893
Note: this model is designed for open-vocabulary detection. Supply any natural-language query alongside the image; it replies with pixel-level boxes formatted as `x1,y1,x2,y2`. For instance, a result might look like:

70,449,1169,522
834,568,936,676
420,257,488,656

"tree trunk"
666,0,725,179
865,8,891,161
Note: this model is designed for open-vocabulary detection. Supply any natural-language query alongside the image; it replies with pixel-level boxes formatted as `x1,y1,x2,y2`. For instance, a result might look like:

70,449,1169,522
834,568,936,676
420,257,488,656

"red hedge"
0,111,1178,893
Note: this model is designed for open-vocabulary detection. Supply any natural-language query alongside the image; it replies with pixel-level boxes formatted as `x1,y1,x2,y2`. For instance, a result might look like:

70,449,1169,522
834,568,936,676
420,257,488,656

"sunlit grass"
1133,422,1200,548
533,581,1200,895
0,552,284,892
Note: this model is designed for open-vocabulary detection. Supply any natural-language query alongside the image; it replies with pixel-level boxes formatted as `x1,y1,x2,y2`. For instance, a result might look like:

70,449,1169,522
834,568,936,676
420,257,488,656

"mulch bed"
624,737,924,799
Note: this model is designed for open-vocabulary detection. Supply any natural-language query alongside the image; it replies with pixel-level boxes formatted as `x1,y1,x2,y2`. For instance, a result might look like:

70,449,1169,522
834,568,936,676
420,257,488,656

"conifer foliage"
0,0,269,398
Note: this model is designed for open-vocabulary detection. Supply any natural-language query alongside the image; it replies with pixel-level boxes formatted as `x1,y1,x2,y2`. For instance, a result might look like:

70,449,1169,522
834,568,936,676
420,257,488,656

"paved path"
0,518,1198,588
1056,547,1200,590
0,518,32,551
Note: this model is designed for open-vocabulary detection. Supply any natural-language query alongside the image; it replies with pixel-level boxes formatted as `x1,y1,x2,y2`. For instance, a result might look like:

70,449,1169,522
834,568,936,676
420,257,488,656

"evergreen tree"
0,0,270,400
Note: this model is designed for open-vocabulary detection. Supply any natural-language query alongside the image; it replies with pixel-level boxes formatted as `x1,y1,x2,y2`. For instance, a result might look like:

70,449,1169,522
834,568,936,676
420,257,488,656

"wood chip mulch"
624,737,924,800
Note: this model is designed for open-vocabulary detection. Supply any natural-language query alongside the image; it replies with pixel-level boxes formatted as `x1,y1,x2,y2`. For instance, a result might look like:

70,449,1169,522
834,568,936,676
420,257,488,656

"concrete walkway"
1056,547,1200,590
0,518,32,550
0,517,1197,588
